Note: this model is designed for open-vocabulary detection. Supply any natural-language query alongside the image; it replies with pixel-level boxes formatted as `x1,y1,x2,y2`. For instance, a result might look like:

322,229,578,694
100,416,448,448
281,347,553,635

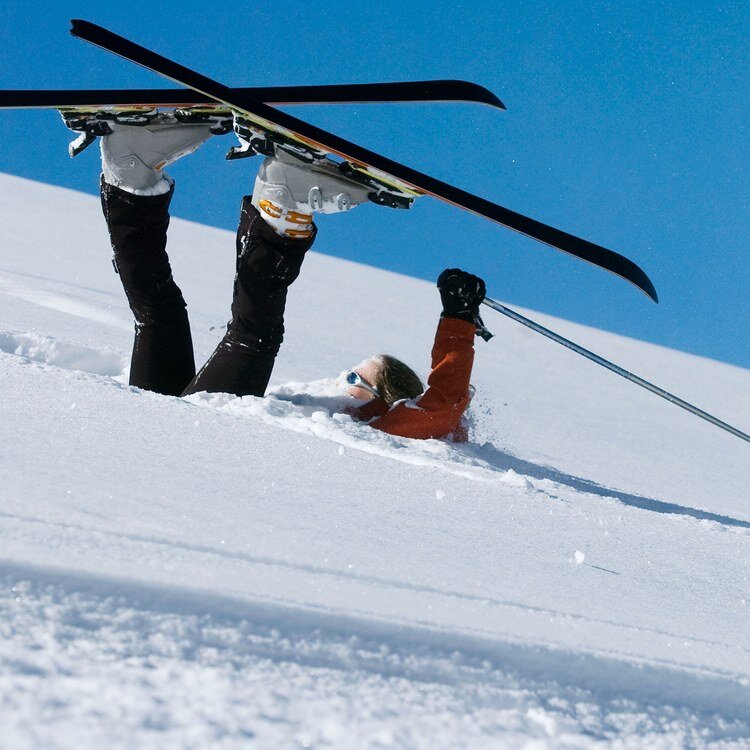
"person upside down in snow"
63,111,490,440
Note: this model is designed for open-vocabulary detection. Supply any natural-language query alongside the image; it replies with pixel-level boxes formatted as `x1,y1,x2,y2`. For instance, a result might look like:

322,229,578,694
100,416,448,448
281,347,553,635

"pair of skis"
1,20,657,303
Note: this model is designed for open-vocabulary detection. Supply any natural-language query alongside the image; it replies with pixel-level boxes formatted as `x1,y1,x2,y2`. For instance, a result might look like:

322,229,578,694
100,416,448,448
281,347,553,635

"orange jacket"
352,316,475,440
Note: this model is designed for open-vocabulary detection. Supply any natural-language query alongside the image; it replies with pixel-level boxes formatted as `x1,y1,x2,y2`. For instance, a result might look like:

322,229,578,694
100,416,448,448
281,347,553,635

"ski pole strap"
481,297,750,445
473,313,494,342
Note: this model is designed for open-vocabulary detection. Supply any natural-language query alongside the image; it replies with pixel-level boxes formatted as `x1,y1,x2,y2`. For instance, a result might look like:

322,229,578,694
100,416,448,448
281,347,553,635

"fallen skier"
62,112,489,440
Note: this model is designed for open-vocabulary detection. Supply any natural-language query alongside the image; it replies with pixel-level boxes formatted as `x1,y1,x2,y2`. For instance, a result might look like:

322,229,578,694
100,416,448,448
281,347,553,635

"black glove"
437,268,486,320
437,268,493,340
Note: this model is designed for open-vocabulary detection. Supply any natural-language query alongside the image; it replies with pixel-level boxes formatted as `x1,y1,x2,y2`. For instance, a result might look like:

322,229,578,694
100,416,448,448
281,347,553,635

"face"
346,357,381,401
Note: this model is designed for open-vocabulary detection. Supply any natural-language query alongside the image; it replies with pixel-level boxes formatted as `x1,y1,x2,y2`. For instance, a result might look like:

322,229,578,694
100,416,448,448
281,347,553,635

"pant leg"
100,178,196,396
182,198,316,397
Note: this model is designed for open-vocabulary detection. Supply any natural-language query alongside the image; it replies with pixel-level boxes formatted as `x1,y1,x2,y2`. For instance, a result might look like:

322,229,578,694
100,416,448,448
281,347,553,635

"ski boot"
60,108,232,194
216,111,420,236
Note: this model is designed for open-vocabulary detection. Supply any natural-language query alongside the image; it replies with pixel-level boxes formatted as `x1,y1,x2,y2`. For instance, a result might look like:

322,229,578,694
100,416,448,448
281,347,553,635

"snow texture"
0,173,749,748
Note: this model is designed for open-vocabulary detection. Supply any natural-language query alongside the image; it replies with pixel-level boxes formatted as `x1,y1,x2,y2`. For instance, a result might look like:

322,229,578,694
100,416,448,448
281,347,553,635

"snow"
1,172,749,748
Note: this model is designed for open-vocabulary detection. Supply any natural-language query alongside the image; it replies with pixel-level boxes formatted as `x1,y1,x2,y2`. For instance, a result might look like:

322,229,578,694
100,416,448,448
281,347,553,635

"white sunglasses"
346,370,383,400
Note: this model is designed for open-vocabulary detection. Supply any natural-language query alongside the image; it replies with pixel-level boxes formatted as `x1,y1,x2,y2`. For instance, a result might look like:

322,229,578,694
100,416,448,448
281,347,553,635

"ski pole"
481,297,750,445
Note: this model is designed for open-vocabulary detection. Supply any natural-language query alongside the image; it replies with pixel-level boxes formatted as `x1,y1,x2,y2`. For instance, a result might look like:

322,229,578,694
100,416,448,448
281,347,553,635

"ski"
0,80,506,111
69,20,658,302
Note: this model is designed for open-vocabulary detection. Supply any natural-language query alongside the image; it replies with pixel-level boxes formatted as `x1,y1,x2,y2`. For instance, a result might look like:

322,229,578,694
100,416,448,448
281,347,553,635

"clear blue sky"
1,1,748,367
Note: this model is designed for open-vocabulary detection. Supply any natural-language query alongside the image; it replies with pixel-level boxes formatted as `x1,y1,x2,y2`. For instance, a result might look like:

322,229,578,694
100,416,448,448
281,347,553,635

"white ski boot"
250,149,375,238
225,111,418,237
61,108,230,195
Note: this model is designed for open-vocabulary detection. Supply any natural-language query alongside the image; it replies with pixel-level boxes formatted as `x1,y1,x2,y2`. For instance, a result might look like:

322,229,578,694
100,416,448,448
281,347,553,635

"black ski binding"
173,107,233,135
226,115,326,163
59,107,159,157
339,162,416,210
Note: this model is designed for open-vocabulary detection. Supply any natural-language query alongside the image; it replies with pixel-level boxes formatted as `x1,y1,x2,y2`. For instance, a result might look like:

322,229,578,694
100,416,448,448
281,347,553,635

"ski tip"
638,274,658,303
453,80,506,111
490,93,507,111
631,273,658,303
604,259,659,302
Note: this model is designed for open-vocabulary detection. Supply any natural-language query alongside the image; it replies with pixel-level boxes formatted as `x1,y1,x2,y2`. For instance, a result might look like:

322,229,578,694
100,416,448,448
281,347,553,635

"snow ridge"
4,563,750,750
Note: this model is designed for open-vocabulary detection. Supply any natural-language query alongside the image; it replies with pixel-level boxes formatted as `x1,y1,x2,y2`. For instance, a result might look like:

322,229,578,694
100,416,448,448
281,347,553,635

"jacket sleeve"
366,316,475,439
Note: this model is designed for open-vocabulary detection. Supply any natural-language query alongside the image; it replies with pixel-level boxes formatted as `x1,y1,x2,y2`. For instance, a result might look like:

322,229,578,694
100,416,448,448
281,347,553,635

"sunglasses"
346,370,383,400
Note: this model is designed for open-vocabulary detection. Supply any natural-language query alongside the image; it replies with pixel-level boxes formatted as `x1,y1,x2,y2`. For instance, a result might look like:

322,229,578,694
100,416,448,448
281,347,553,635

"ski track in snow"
0,330,126,377
0,270,130,331
2,565,750,750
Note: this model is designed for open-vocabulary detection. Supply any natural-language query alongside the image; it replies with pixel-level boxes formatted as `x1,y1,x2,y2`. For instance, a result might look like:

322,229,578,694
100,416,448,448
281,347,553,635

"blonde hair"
372,355,424,406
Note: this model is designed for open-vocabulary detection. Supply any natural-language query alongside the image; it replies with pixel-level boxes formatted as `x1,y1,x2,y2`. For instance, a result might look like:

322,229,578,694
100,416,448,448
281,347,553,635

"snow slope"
1,173,749,749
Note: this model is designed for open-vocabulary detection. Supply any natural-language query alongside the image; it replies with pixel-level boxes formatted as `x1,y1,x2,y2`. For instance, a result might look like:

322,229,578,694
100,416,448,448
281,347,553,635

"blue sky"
1,1,748,368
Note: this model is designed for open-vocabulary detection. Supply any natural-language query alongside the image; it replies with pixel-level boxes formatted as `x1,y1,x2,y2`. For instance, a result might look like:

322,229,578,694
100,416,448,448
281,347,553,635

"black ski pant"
100,179,315,398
